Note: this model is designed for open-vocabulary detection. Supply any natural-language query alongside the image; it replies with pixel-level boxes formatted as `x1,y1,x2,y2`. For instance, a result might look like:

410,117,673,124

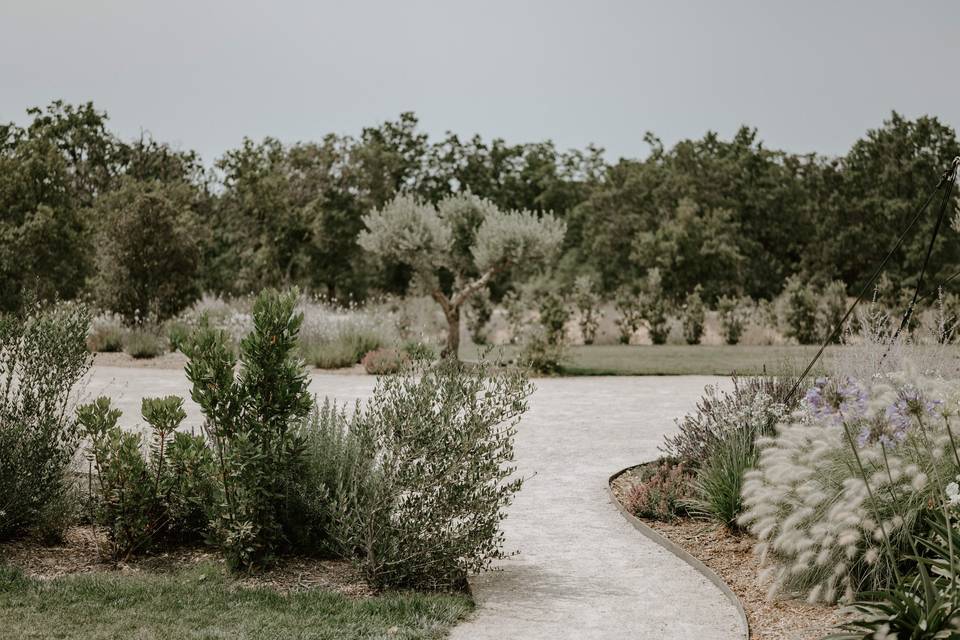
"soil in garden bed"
612,469,850,640
0,525,372,597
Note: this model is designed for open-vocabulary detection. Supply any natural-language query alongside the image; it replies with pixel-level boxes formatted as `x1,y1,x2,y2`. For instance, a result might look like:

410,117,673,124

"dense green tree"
91,178,203,322
632,198,745,302
809,113,960,294
0,102,121,309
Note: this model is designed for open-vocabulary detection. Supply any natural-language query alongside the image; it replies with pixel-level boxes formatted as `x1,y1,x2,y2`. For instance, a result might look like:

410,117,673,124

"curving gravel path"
85,367,743,640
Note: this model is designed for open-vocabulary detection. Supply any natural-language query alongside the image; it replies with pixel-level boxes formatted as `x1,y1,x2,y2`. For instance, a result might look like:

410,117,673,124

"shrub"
185,288,312,569
663,373,796,469
537,290,570,346
614,286,642,345
78,395,213,558
91,177,203,323
165,320,192,353
517,328,568,375
716,296,746,345
739,374,960,601
123,328,167,359
0,301,91,541
301,324,385,369
830,512,960,639
289,399,380,556
87,315,125,353
780,274,819,344
362,348,408,375
328,358,532,590
681,286,705,345
640,269,670,345
400,339,436,361
572,275,603,345
818,280,848,343
624,459,694,521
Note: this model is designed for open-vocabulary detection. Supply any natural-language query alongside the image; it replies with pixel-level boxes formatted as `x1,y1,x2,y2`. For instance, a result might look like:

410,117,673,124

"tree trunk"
442,304,461,359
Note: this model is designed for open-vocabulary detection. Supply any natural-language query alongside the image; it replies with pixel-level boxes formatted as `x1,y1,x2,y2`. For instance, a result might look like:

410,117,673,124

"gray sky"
3,1,958,163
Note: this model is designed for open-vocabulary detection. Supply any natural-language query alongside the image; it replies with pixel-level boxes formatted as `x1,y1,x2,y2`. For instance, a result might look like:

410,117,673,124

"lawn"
464,343,835,376
0,563,472,640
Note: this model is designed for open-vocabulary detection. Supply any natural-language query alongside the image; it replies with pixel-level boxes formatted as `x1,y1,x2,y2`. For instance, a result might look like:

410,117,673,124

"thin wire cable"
785,159,959,402
891,167,958,341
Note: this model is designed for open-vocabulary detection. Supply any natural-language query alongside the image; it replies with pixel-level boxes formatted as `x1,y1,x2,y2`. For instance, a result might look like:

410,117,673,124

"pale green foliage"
327,358,532,590
517,326,569,375
640,268,670,345
572,275,603,345
360,193,564,285
122,327,167,359
359,195,451,284
360,192,564,356
0,301,91,540
289,399,380,556
717,295,746,345
681,286,705,345
780,275,819,344
471,207,565,275
614,286,642,344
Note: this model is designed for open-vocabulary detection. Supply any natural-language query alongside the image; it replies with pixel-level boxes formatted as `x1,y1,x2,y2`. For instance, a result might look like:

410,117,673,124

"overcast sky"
3,1,958,163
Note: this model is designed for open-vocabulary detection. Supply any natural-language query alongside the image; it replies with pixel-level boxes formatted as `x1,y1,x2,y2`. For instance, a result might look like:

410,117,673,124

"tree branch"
451,264,504,309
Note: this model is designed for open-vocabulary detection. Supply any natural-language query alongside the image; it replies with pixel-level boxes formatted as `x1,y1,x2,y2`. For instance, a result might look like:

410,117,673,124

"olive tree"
359,193,564,357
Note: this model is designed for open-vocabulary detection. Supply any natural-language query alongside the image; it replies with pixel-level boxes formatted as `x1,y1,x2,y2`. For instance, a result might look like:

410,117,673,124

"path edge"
607,464,751,640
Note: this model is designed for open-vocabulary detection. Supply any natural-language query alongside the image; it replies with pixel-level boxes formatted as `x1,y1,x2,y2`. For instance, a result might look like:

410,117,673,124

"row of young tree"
3,101,959,320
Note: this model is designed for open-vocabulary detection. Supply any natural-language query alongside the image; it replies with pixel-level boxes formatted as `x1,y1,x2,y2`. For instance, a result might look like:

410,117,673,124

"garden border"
607,464,751,640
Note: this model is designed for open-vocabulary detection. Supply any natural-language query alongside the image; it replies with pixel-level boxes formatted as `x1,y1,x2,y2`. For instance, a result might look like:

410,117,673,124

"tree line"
2,101,958,319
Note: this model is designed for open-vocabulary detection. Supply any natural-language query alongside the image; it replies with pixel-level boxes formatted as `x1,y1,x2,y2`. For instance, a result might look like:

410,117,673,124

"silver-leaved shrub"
327,357,532,590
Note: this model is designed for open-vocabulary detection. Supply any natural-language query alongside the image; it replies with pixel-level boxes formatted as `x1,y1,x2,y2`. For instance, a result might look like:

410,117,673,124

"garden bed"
611,466,848,640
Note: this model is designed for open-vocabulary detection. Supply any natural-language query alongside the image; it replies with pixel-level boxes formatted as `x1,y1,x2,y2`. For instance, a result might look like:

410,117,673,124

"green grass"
0,563,472,640
462,343,835,376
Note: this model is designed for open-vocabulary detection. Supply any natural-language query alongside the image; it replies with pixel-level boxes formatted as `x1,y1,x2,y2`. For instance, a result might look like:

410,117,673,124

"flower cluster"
804,377,867,424
742,374,960,602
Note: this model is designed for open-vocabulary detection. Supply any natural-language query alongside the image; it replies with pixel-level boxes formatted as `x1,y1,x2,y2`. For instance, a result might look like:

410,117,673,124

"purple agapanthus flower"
805,377,868,424
856,413,908,449
886,388,941,433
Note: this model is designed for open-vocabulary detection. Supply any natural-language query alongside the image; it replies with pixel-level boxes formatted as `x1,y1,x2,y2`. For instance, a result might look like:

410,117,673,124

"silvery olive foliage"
0,301,91,540
359,192,564,357
328,357,532,590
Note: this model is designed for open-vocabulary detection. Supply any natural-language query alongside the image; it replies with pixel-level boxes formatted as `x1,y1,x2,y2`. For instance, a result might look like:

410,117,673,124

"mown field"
462,344,835,376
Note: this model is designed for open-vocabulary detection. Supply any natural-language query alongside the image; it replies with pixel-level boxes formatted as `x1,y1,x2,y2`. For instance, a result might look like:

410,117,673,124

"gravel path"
85,367,743,640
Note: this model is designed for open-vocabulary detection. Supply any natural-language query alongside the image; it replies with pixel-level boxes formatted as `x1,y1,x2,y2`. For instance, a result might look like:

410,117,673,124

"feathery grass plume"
740,372,960,602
